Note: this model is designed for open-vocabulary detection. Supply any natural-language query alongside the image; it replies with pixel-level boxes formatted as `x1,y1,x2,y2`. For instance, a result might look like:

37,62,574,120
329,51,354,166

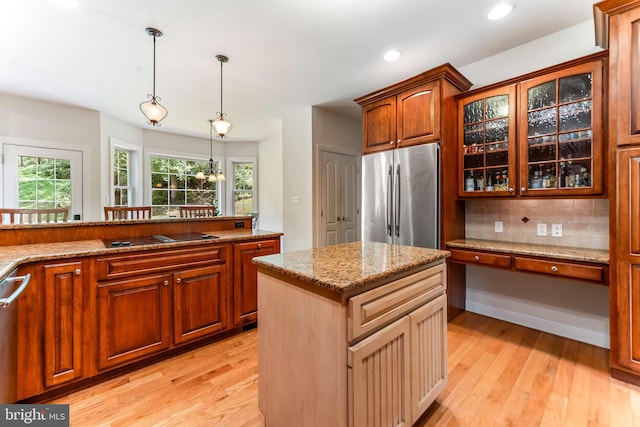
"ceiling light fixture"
383,50,402,62
486,3,515,20
140,27,168,126
197,120,226,182
211,55,232,138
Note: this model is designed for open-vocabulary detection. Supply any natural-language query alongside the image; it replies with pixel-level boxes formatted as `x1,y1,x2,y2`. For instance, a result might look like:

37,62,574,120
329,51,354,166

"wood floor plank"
46,313,640,427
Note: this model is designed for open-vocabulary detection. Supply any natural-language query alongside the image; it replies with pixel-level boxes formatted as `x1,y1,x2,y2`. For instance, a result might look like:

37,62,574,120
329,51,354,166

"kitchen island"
253,241,450,427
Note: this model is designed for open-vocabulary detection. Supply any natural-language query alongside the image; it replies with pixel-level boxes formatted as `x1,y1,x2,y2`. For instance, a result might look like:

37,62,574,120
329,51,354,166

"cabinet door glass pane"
559,130,592,159
463,99,483,124
559,100,592,132
464,123,484,146
528,81,556,110
486,95,509,120
559,73,592,103
486,118,508,143
528,108,557,136
528,136,557,162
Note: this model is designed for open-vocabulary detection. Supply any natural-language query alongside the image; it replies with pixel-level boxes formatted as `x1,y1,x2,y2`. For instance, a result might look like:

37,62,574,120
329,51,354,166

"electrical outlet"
494,221,503,233
551,223,562,237
235,221,245,228
537,223,547,236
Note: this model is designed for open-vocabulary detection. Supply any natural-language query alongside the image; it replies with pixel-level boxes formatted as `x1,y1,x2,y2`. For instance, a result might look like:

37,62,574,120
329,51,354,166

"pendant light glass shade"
213,54,232,138
140,28,167,126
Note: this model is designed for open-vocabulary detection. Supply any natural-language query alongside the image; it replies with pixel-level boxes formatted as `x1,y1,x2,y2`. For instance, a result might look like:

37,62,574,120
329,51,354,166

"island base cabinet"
348,294,447,427
97,274,172,370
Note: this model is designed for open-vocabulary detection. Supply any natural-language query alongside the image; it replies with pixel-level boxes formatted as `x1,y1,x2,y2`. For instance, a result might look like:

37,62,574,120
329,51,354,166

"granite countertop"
445,238,609,264
253,241,450,296
0,229,282,282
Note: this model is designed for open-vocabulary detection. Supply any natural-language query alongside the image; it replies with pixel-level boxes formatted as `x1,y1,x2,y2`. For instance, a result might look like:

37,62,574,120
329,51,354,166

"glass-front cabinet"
458,85,517,196
457,54,606,198
518,61,604,196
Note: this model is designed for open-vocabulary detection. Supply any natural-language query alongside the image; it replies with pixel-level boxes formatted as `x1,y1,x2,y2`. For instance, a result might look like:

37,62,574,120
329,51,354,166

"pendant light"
140,27,168,126
212,54,232,138
197,120,226,181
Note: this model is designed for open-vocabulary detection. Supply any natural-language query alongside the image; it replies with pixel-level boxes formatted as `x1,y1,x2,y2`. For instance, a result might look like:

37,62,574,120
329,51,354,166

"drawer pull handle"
551,266,558,272
474,256,480,261
75,269,81,276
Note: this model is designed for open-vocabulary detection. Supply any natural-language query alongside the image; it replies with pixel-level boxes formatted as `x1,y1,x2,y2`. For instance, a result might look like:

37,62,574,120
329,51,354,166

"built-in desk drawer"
347,263,445,343
514,257,604,283
448,249,512,269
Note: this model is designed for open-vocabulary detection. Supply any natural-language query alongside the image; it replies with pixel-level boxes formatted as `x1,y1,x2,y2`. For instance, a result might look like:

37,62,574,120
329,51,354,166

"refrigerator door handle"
395,164,400,237
387,165,393,236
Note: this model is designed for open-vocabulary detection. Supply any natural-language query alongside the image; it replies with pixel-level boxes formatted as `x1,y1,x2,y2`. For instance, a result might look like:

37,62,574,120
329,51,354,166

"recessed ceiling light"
383,50,402,62
54,0,80,8
486,3,514,20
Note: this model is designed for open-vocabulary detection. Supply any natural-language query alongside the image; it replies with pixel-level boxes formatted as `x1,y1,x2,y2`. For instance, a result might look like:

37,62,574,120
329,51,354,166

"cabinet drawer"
448,249,512,268
514,257,604,283
96,245,227,281
348,263,445,342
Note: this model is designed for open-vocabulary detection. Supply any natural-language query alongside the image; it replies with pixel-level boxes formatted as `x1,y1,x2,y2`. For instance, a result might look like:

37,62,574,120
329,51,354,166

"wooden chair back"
0,208,69,224
104,206,152,220
179,205,217,218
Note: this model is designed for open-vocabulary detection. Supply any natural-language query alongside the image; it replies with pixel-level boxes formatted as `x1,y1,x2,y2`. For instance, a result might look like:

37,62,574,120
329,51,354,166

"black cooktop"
103,232,218,247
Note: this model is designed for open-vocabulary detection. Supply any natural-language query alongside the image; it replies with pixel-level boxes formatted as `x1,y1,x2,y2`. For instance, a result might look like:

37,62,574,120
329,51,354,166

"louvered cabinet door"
409,294,448,422
348,316,411,427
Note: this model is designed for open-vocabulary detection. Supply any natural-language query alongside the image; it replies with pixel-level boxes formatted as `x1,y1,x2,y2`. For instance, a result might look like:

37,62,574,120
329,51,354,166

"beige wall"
465,199,609,250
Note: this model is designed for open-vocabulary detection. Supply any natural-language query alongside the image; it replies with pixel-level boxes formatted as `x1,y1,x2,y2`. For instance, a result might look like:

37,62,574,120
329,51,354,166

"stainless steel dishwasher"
0,269,31,403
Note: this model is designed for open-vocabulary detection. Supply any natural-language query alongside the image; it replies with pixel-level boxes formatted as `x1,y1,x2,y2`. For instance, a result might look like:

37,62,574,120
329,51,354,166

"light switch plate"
551,223,562,237
494,221,503,233
537,223,547,236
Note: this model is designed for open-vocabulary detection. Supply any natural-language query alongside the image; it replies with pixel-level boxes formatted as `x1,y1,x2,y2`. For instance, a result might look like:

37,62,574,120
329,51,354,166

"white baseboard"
465,300,610,349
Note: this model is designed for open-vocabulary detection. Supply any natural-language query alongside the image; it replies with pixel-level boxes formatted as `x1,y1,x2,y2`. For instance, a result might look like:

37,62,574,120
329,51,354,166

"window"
229,159,256,216
112,148,131,206
150,155,221,217
2,142,83,218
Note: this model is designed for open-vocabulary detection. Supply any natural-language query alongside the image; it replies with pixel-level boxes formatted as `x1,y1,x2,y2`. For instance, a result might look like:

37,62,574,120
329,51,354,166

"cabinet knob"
74,269,81,276
257,243,262,248
163,280,169,286
520,187,527,192
389,141,394,145
551,266,558,272
397,139,402,144
474,256,480,261
176,278,181,284
508,187,514,193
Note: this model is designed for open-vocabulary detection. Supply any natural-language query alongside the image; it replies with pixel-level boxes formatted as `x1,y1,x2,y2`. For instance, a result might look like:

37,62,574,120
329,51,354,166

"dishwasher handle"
0,274,31,308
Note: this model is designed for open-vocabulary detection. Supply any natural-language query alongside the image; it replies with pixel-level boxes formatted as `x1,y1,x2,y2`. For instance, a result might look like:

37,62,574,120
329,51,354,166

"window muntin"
231,161,254,216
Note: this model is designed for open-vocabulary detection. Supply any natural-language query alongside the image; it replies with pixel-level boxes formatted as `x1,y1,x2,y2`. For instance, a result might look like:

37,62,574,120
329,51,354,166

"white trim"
225,156,257,217
0,136,88,220
465,300,610,349
109,137,143,206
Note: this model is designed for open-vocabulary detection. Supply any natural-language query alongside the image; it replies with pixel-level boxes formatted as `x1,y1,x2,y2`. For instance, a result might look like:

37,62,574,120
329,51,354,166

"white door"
320,150,360,247
3,144,83,218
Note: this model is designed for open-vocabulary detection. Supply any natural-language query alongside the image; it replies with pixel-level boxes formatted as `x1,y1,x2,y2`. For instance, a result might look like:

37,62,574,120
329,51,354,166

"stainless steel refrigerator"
362,143,439,249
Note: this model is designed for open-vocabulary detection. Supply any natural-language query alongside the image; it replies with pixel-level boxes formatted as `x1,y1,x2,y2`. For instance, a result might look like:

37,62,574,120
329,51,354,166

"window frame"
225,157,257,217
109,138,142,207
145,149,225,217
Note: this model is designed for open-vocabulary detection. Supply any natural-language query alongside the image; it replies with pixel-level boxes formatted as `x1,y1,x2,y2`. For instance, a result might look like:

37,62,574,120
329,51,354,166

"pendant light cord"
152,36,157,98
219,60,223,116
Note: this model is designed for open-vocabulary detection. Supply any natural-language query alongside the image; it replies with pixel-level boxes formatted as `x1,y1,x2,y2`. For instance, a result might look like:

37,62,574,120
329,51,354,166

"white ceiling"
0,0,597,142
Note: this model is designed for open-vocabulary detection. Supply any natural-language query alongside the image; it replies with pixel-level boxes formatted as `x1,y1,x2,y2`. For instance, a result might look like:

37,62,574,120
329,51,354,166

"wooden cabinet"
258,262,447,427
95,244,230,370
17,259,88,400
348,293,447,426
360,81,440,154
173,264,228,344
457,52,607,198
232,239,280,327
97,273,172,370
595,0,640,385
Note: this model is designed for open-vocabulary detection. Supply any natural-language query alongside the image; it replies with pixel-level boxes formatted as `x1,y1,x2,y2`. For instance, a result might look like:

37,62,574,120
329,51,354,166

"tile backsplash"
465,199,609,250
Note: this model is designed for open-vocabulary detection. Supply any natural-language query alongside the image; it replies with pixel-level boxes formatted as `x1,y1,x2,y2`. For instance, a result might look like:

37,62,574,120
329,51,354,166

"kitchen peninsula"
0,216,282,402
254,241,450,427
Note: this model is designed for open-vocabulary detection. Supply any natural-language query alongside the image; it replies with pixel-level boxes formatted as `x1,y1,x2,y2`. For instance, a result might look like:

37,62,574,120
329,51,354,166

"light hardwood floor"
50,312,640,426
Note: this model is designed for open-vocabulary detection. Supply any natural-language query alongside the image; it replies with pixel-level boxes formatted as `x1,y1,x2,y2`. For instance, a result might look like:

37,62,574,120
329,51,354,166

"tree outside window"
17,155,71,210
113,148,131,206
232,162,254,215
150,155,220,217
